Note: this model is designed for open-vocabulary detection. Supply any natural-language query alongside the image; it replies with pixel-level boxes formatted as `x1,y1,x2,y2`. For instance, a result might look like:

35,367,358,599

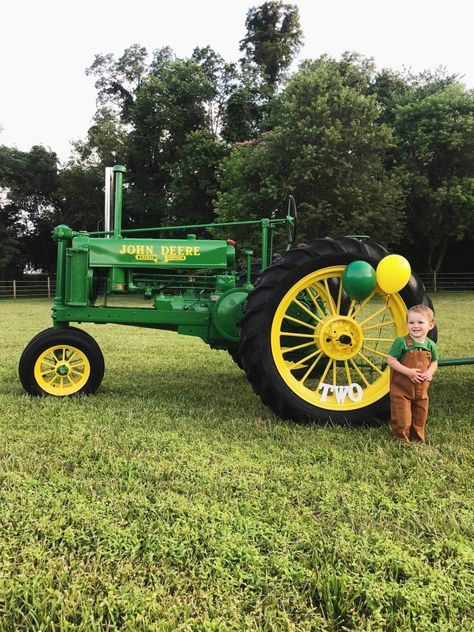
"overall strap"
404,335,432,364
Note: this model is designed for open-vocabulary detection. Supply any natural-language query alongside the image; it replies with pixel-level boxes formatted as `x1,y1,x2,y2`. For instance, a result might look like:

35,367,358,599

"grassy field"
0,294,473,631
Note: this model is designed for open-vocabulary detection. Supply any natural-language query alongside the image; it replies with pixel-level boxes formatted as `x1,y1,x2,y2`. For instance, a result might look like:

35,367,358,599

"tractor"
19,165,442,423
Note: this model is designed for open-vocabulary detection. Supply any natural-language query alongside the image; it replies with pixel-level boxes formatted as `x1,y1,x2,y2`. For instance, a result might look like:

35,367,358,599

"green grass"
0,294,473,631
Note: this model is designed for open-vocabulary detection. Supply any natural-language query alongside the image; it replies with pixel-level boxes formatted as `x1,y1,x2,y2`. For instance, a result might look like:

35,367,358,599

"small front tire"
19,327,105,396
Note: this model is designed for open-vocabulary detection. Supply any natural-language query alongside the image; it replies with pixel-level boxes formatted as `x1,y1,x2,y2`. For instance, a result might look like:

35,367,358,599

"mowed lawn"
0,294,473,631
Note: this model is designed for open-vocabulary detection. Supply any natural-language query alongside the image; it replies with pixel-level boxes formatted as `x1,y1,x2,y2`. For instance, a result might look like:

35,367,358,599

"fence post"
47,276,51,298
13,280,16,300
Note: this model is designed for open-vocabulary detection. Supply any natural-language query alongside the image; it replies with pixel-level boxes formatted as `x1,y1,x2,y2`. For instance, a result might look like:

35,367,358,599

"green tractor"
19,165,436,423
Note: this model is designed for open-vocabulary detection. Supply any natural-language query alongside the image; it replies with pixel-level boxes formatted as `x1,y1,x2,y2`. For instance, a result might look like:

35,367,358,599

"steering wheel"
287,195,298,246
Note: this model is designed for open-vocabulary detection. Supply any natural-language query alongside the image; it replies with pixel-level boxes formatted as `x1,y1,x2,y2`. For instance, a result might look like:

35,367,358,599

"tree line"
1,1,473,280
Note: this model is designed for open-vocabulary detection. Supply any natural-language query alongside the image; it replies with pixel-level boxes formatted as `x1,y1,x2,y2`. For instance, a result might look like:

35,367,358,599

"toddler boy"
387,304,438,442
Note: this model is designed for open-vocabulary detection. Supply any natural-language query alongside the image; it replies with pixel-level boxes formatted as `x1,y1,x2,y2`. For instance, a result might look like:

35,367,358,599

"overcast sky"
1,0,473,162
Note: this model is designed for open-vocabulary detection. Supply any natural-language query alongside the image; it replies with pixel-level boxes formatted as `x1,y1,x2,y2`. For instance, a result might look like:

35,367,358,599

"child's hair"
407,304,435,322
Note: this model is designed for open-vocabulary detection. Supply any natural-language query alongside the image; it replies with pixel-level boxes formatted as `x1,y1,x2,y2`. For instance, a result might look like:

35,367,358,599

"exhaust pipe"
104,167,114,236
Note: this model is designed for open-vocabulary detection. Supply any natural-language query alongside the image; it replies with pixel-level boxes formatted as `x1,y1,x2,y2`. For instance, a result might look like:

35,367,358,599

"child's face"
407,311,435,341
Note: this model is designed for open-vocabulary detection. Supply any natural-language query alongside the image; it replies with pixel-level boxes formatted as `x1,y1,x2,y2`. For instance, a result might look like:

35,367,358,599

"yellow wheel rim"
270,265,408,412
34,344,91,396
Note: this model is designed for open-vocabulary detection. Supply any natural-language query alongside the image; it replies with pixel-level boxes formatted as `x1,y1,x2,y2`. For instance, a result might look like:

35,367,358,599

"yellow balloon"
376,255,411,294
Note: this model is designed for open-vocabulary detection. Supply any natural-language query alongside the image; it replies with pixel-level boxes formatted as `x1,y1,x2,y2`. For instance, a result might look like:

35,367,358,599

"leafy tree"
168,129,229,226
56,164,106,232
71,107,128,167
391,78,474,277
219,1,303,144
240,1,303,87
191,46,238,135
220,70,267,143
0,198,24,280
216,55,405,248
84,46,226,229
0,145,60,275
86,44,149,122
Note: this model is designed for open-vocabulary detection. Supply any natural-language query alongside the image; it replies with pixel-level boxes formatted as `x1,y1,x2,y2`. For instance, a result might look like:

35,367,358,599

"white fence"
0,273,473,300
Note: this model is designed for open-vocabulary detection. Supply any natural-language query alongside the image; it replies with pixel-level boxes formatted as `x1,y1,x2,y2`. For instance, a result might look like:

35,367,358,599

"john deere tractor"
19,165,437,423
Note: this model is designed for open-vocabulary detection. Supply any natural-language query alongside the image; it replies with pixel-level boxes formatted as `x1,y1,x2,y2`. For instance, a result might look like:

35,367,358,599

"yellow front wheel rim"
271,265,408,412
34,345,91,396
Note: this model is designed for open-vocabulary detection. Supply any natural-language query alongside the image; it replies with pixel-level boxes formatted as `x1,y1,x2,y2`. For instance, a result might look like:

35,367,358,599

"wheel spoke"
280,331,316,339
363,337,393,342
69,358,85,367
44,353,59,365
335,279,343,314
344,360,351,384
358,301,391,327
349,359,370,387
347,299,357,318
362,320,396,332
323,279,337,315
282,340,316,354
291,348,323,371
298,351,324,384
293,298,322,323
350,290,377,318
317,357,333,390
356,351,384,375
305,287,326,318
40,358,57,368
283,314,317,331
363,346,388,359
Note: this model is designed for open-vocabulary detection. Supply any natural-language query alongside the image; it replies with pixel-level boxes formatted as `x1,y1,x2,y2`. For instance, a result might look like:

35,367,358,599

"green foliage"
240,1,303,87
221,83,264,143
1,5,474,276
0,145,60,275
86,44,149,122
168,129,229,226
71,107,128,167
84,46,227,231
191,46,239,135
216,56,405,246
0,295,473,629
392,77,474,271
57,164,106,232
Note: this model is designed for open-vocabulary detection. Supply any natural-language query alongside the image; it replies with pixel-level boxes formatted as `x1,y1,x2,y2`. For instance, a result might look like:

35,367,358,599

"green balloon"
342,261,377,300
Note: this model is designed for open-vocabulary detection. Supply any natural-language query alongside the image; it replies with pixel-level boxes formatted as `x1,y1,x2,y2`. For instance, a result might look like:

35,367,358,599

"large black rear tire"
239,238,435,424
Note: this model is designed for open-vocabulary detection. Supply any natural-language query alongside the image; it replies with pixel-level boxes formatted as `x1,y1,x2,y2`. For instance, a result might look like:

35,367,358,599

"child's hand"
419,371,433,382
406,368,423,383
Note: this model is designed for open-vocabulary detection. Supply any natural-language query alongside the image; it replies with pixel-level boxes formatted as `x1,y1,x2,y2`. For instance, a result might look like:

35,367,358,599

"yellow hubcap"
34,345,90,396
270,265,408,411
317,315,363,361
